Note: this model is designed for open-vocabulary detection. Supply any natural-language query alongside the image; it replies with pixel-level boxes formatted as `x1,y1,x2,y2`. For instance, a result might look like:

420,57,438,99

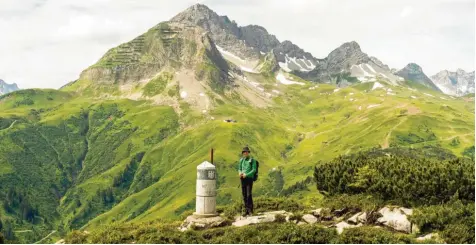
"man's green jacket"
238,157,257,179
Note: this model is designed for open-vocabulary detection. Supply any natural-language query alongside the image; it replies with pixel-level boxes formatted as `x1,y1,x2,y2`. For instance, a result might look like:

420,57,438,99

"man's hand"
239,173,244,179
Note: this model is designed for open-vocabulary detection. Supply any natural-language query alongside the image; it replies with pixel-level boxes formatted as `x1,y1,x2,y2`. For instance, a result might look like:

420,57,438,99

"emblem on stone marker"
208,171,215,179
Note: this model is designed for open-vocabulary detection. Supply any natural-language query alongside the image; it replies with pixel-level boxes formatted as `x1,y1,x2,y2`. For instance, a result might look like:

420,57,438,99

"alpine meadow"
0,3,474,244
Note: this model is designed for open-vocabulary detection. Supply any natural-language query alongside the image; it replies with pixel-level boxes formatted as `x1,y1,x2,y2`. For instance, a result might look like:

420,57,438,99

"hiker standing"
238,146,258,216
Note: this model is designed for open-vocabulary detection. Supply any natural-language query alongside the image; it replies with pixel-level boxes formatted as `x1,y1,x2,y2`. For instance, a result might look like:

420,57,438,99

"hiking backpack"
252,158,259,181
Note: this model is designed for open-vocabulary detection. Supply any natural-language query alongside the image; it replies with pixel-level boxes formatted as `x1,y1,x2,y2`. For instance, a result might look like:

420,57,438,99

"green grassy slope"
0,73,473,243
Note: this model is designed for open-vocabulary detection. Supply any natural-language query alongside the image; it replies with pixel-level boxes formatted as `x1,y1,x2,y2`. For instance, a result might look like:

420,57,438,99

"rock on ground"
180,215,226,231
302,214,318,224
347,212,367,224
334,221,362,234
232,210,292,227
377,207,413,233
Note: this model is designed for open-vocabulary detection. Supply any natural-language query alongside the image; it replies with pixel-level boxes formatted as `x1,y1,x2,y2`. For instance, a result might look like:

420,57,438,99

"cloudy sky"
0,0,474,89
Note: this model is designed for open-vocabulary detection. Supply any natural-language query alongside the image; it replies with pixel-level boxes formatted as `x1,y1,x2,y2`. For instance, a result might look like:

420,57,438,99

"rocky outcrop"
0,79,19,95
75,22,229,88
179,206,417,237
239,25,280,53
376,207,413,233
295,41,401,85
273,41,319,71
180,215,227,231
396,63,441,91
171,4,317,72
347,212,367,224
170,4,258,60
430,69,475,96
333,221,363,234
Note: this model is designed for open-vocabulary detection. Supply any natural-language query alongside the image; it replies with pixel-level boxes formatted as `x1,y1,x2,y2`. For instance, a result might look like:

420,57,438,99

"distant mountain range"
430,69,475,96
0,79,19,95
169,4,474,96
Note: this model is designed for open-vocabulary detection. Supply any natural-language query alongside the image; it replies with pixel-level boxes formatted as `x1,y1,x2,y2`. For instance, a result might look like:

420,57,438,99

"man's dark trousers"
241,178,253,215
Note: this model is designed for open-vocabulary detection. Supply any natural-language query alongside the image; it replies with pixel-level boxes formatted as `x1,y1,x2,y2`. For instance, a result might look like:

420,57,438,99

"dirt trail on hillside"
382,117,407,149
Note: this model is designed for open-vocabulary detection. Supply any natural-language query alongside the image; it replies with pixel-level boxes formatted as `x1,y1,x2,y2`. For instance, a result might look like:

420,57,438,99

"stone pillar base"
192,212,219,218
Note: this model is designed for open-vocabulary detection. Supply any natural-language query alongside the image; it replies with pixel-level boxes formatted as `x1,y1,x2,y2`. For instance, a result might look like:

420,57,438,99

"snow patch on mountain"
372,82,384,90
276,72,304,85
278,54,316,72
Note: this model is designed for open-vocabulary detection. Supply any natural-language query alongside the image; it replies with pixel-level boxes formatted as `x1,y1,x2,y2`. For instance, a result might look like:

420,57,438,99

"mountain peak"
171,3,221,24
0,79,20,95
431,68,475,96
404,63,424,73
396,63,441,92
339,41,362,52
186,3,214,14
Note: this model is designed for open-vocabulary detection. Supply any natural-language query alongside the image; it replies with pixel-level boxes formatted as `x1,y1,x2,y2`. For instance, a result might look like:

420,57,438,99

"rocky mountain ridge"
170,4,319,72
0,79,19,95
395,63,441,92
430,69,475,96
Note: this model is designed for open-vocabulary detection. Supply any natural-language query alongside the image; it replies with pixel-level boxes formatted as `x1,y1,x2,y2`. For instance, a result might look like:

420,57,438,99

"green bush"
253,197,304,213
410,198,474,244
441,224,474,244
338,226,413,244
314,148,474,206
65,230,88,244
67,222,340,244
322,194,383,213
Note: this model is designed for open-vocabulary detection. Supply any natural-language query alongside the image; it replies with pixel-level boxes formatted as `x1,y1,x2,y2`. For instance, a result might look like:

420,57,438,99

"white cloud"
0,0,474,89
400,6,413,18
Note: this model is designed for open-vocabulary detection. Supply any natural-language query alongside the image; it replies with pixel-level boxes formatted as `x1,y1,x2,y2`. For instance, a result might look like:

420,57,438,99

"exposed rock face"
171,4,258,60
0,79,19,95
431,69,475,96
296,41,402,84
76,22,229,87
325,41,370,74
274,40,318,72
377,207,413,233
396,63,441,91
240,25,280,53
171,3,317,71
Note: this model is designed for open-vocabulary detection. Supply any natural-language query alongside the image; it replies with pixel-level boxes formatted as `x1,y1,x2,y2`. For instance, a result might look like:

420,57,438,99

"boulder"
297,221,307,226
347,212,367,224
334,221,362,234
180,215,226,231
302,214,318,224
377,207,413,233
